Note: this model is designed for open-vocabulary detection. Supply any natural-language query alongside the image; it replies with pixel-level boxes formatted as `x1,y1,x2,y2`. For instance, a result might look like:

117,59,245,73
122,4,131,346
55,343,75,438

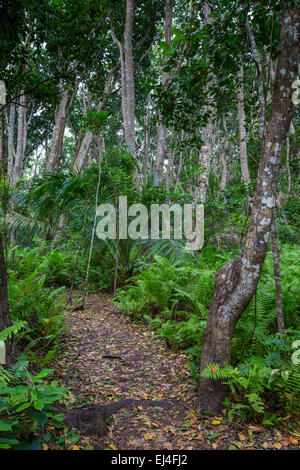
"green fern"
0,321,27,341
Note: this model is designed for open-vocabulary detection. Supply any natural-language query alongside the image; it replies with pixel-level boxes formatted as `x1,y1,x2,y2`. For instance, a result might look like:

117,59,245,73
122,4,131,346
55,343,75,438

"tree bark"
154,0,173,184
11,91,26,187
237,61,251,188
7,103,15,182
0,106,3,167
197,5,300,413
123,0,136,159
46,83,69,172
142,101,151,184
220,114,228,191
165,128,175,193
194,2,216,205
73,131,93,171
0,234,16,366
271,217,285,335
246,16,266,139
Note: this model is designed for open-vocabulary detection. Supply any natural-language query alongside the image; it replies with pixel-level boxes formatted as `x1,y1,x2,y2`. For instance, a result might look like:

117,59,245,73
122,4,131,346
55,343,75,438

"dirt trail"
53,294,299,450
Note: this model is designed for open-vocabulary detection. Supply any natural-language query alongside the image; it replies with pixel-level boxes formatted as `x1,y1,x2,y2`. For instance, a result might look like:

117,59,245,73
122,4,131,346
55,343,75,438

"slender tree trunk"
154,0,173,183
72,70,116,171
46,84,69,172
174,130,184,192
0,106,3,168
55,114,66,170
271,217,285,335
142,106,151,184
7,103,15,183
0,234,16,366
237,61,251,188
286,130,291,199
246,16,266,139
11,91,26,187
220,114,228,191
194,2,216,205
197,6,300,413
165,128,175,193
124,0,136,159
73,131,93,171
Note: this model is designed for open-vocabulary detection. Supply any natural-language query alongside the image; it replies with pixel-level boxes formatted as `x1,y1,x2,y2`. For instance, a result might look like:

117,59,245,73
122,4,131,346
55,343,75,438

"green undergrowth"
116,245,300,423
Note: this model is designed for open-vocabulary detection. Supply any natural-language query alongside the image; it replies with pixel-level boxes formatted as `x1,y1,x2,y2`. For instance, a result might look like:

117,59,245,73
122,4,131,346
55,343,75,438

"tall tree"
237,60,251,188
154,0,173,183
111,0,136,160
197,4,300,413
193,2,216,205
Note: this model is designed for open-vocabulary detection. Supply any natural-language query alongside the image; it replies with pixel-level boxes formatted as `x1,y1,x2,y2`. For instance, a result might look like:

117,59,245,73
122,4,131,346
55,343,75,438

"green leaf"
0,438,19,445
15,402,31,412
34,369,51,380
34,399,45,411
207,432,221,441
0,420,12,432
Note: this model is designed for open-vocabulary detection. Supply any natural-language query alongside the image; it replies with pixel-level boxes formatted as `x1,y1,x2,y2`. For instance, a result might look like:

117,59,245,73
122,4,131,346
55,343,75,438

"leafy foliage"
0,356,68,449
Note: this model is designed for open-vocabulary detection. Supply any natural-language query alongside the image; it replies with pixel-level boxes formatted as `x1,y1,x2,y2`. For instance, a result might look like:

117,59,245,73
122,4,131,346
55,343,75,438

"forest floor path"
53,294,299,451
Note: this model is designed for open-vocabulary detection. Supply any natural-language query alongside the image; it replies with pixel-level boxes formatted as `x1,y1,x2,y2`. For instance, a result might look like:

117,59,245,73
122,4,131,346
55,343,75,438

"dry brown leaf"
249,425,263,432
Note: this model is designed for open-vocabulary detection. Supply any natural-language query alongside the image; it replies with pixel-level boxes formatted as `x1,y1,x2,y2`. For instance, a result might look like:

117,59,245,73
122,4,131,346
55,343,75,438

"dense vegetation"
0,0,299,451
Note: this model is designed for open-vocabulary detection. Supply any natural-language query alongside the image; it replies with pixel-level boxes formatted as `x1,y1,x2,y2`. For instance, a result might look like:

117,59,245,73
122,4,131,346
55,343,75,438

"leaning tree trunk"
197,5,300,413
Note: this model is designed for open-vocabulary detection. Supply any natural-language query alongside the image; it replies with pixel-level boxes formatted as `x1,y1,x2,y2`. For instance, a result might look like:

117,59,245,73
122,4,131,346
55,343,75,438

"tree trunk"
194,2,216,205
46,84,69,172
124,0,136,159
11,91,26,187
220,114,228,191
154,0,173,184
73,131,93,171
165,128,175,193
246,16,266,139
0,106,3,167
7,103,15,182
72,69,116,171
197,5,300,413
0,234,16,366
237,61,251,188
142,104,151,184
271,217,285,335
